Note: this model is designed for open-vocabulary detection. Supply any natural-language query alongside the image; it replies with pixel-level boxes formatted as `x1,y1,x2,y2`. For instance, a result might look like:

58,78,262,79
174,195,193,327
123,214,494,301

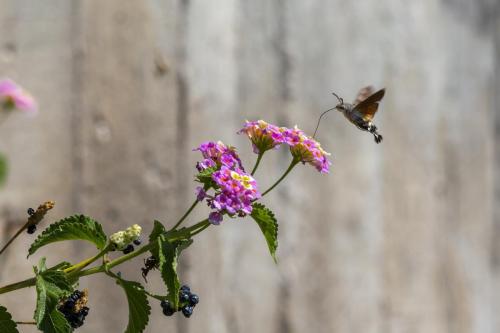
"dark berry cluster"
122,238,142,254
161,285,199,318
26,208,36,234
58,290,90,329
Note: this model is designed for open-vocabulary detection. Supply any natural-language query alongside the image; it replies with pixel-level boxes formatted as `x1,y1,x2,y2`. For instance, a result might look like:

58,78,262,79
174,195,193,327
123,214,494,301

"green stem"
64,244,112,275
250,152,265,176
262,158,300,196
0,218,211,295
15,321,36,325
189,222,210,236
172,199,199,230
0,277,36,295
0,220,31,256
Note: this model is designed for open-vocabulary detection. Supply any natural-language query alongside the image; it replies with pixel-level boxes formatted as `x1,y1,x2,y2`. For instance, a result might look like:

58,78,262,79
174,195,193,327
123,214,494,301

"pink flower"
288,126,331,173
0,79,37,114
238,120,286,154
239,120,332,174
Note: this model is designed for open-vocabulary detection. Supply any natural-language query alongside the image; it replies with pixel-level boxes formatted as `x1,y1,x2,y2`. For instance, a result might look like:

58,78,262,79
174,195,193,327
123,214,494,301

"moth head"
331,92,344,110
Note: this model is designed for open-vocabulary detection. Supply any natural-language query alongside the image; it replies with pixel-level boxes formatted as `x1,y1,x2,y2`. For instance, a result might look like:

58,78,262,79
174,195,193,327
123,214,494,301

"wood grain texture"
0,0,498,332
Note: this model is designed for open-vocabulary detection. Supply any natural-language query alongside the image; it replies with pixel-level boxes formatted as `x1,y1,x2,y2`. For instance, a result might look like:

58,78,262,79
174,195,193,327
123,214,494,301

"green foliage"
195,166,217,188
149,222,192,309
38,309,71,333
148,220,166,243
250,203,279,263
34,260,73,332
0,153,7,187
28,215,107,257
0,306,18,333
116,279,151,333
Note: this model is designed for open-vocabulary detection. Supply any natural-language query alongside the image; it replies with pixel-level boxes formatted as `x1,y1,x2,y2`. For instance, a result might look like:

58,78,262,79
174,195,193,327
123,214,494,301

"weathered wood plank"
0,2,78,332
74,1,181,332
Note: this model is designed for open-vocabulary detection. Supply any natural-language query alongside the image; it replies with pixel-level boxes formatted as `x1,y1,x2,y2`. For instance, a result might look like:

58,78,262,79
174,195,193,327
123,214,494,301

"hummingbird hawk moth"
313,86,385,144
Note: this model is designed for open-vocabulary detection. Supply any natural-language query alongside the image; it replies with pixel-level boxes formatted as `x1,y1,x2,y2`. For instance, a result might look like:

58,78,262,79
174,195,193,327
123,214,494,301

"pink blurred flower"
0,78,37,114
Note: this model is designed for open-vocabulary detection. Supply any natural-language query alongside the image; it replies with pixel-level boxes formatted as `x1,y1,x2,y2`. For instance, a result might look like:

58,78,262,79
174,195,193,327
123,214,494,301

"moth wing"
353,86,375,105
353,88,385,122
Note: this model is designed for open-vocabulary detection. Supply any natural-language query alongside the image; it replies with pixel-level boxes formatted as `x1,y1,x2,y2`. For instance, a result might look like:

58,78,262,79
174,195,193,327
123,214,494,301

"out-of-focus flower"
286,126,331,173
0,78,37,114
238,120,285,154
208,212,223,225
194,141,243,171
195,186,206,201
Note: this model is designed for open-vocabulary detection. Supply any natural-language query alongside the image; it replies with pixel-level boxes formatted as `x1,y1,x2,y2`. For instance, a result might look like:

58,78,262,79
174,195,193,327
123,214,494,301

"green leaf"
148,220,166,243
195,166,217,187
0,153,7,187
38,309,71,333
0,306,18,333
28,215,107,257
117,279,151,333
157,236,192,309
250,203,278,263
34,266,73,331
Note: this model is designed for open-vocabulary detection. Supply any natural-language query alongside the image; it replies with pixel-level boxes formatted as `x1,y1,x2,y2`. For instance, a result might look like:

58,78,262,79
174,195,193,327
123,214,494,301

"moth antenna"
331,92,343,104
313,107,336,138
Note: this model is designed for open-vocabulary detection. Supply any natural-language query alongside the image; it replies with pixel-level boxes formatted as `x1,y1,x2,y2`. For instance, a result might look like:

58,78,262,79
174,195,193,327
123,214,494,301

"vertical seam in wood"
175,1,190,333
70,1,84,213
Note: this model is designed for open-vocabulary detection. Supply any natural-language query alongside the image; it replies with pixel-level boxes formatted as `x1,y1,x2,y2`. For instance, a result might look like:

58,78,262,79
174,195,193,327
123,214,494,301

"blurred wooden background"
0,0,499,332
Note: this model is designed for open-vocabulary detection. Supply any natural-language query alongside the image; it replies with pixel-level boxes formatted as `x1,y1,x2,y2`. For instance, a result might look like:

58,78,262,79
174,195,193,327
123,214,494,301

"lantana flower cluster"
0,78,37,114
194,141,260,225
239,120,331,173
109,224,142,250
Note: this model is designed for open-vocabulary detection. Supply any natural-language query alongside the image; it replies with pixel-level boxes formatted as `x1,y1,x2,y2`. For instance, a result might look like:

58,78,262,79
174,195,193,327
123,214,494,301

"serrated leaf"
0,306,18,333
0,153,7,187
34,268,73,330
157,237,192,309
38,309,71,333
117,279,151,333
28,215,107,256
250,203,278,263
195,167,217,187
148,220,166,243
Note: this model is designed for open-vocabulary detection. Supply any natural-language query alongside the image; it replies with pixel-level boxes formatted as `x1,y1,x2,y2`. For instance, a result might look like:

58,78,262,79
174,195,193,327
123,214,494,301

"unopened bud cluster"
109,224,142,252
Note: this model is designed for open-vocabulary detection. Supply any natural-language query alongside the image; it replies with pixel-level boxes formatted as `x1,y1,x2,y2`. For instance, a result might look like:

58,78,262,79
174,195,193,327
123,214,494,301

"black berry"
181,306,194,318
133,238,142,246
27,208,35,216
180,285,190,293
58,290,90,329
189,294,199,306
122,244,134,254
179,292,190,303
27,224,37,234
161,300,175,316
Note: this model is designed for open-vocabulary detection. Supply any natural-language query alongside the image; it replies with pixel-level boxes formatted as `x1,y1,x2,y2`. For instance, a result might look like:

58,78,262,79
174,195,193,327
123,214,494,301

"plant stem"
0,219,211,295
250,152,265,176
64,244,112,275
189,222,210,236
15,321,36,325
0,277,36,295
172,199,198,230
0,220,31,256
262,158,300,196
